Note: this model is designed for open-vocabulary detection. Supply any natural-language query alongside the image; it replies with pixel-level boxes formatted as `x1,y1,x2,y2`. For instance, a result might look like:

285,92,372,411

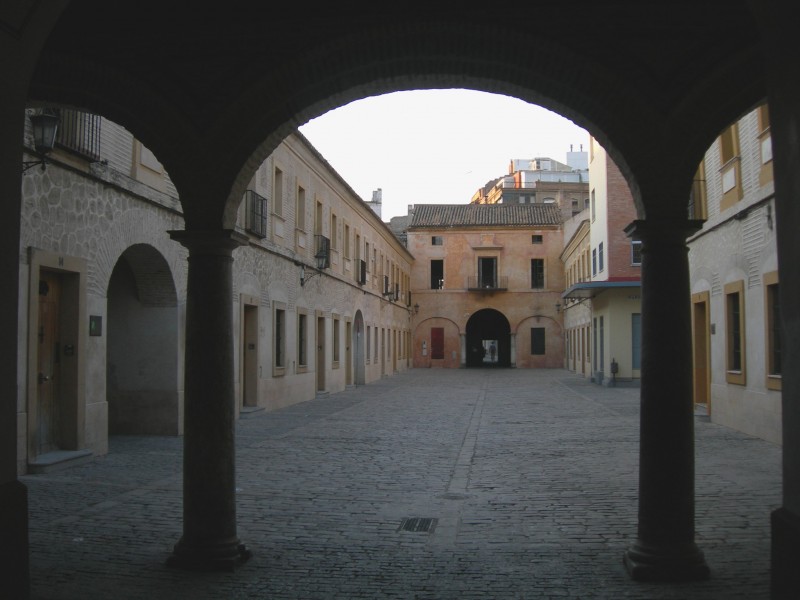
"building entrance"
465,308,511,368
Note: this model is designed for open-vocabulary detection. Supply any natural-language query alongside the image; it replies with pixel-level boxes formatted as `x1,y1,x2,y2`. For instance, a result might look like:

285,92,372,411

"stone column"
509,333,516,367
166,229,251,571
622,219,709,581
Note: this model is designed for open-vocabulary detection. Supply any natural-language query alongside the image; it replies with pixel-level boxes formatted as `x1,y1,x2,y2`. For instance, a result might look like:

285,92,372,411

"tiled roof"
409,203,562,228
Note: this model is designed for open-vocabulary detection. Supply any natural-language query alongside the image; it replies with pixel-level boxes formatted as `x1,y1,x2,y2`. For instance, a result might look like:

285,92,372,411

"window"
478,257,497,288
344,224,350,259
724,280,746,385
765,272,781,390
598,242,604,272
719,123,742,210
531,234,543,244
631,240,642,265
274,306,285,373
298,312,307,367
591,189,596,221
531,259,544,289
273,167,283,217
244,190,267,238
333,317,340,364
374,327,378,361
330,213,338,249
432,235,443,246
592,248,597,276
366,325,371,363
296,186,306,231
531,327,545,355
431,327,444,359
431,259,444,290
688,163,707,220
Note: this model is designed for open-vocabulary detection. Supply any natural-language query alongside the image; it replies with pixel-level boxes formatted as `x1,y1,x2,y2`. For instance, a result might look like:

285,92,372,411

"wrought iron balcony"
467,276,508,291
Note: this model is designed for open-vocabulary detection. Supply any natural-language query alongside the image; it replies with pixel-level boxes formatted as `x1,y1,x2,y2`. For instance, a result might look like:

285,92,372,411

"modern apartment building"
561,139,642,385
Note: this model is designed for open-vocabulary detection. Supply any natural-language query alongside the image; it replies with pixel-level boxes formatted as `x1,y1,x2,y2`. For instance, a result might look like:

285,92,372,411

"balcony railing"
55,108,101,162
467,276,508,291
244,190,268,238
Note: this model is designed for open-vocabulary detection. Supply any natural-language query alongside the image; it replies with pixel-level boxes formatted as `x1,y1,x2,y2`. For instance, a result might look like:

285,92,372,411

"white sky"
298,89,590,222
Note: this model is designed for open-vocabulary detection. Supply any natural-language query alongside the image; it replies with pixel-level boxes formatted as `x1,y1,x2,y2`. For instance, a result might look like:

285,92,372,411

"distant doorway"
465,309,511,367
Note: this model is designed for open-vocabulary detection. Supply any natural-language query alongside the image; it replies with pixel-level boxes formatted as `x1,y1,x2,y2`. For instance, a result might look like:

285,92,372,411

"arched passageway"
465,309,510,368
5,3,800,598
107,244,179,435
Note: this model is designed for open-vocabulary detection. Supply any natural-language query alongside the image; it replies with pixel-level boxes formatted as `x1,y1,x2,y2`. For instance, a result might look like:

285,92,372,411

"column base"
0,480,30,599
166,536,251,572
771,507,800,599
623,540,710,582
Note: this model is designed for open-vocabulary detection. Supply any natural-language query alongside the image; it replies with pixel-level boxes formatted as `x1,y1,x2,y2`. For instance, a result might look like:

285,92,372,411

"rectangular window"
298,313,307,367
478,257,497,288
531,258,544,289
688,163,707,220
725,280,746,385
592,318,598,371
531,234,543,244
598,242,604,272
592,249,597,276
244,190,268,238
274,307,285,371
432,235,443,246
344,224,350,258
631,240,642,265
330,213,337,249
531,327,545,355
333,317,340,364
273,167,283,217
431,327,444,359
431,259,444,289
765,272,781,390
296,186,306,231
366,325,371,363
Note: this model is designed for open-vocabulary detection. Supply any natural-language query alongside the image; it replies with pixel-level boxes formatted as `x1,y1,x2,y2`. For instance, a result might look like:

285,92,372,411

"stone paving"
23,368,782,599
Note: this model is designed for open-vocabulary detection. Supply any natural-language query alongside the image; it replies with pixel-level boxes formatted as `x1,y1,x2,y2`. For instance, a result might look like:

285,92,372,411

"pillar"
460,333,466,368
166,229,251,571
622,219,709,581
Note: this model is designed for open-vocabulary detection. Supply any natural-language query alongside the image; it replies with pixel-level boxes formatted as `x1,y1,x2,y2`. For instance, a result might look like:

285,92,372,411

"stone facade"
687,104,781,444
17,117,412,476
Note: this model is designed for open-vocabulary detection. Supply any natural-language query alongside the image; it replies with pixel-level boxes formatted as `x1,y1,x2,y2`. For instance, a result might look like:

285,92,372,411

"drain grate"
398,517,437,533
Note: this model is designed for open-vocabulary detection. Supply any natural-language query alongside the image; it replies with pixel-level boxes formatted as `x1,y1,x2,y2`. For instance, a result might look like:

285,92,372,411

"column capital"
624,219,704,243
168,229,249,255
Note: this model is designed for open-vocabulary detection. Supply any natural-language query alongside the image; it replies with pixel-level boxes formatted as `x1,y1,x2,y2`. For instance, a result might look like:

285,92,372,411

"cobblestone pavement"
23,369,782,599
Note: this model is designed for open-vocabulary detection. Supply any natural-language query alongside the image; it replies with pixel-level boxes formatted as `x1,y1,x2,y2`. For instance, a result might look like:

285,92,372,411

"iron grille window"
244,190,268,238
54,108,101,162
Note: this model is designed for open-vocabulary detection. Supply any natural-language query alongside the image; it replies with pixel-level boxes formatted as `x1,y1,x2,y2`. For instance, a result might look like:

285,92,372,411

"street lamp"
23,111,60,173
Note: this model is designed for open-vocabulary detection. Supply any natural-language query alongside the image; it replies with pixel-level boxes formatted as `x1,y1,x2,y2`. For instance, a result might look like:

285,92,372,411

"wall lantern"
413,303,420,314
555,302,562,313
23,111,60,173
299,253,328,287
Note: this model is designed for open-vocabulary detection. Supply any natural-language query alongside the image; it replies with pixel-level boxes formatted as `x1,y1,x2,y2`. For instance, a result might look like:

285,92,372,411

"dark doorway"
465,308,511,367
